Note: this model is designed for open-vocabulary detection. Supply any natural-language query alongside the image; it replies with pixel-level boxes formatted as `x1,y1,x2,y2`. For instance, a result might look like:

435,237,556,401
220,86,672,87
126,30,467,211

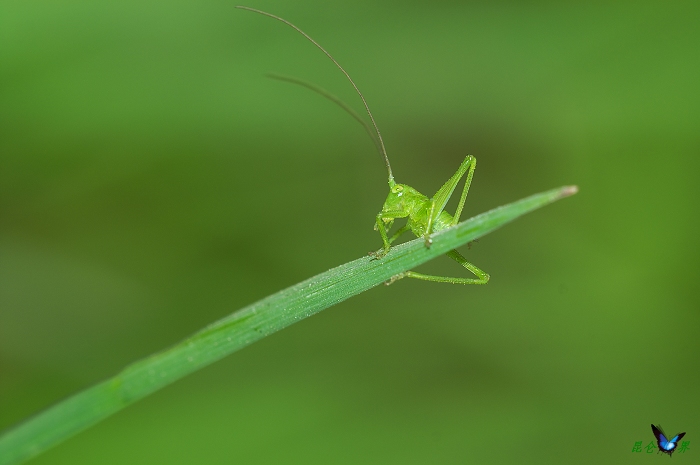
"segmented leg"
385,249,489,285
450,156,476,225
423,200,436,248
372,211,408,258
422,155,477,246
388,224,411,244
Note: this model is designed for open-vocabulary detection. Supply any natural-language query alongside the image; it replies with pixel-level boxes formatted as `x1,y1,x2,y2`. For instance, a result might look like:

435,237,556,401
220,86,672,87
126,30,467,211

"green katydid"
237,6,489,285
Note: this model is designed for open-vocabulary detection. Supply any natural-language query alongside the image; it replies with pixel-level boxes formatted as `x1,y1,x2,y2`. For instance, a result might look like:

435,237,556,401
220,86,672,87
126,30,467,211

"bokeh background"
1,1,698,464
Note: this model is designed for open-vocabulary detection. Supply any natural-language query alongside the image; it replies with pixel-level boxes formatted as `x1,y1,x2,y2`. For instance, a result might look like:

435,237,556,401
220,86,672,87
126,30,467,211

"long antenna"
266,73,383,157
236,6,394,185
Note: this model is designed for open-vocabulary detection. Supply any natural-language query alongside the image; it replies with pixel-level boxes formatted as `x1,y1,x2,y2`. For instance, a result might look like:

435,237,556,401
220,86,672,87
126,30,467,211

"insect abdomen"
408,208,453,237
432,211,454,232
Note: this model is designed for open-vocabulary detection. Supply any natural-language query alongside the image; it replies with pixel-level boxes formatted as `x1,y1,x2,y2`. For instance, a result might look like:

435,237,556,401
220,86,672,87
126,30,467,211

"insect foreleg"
385,249,489,285
373,211,407,257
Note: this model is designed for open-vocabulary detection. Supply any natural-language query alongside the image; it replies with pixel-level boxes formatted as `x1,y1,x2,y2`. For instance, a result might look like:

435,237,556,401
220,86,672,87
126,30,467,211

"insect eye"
392,185,403,193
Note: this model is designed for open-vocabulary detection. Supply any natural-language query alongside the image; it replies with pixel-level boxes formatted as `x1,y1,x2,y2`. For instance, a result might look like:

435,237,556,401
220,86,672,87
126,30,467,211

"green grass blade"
0,185,577,465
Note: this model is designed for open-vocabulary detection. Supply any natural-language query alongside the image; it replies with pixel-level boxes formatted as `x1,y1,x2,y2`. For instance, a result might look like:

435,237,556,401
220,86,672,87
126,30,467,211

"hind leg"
385,249,489,285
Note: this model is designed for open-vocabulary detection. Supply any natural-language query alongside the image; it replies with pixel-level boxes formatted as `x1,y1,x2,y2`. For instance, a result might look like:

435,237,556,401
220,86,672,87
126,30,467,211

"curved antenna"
236,6,394,185
266,73,382,157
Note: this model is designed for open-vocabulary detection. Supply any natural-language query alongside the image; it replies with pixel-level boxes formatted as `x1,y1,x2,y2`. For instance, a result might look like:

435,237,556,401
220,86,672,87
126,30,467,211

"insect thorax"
382,184,454,237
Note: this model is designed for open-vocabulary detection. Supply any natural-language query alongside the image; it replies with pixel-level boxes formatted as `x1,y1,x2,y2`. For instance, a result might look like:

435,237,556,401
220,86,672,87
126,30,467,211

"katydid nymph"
237,6,490,285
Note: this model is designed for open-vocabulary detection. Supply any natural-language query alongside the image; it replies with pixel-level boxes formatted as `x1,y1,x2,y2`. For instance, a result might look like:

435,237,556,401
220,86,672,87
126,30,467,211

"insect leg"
385,249,489,285
421,155,477,247
388,224,411,244
423,200,437,248
430,155,477,226
372,211,408,258
451,156,476,225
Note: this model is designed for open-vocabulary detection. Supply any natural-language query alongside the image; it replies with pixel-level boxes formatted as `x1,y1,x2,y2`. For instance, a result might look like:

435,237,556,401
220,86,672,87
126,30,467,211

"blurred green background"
1,1,698,463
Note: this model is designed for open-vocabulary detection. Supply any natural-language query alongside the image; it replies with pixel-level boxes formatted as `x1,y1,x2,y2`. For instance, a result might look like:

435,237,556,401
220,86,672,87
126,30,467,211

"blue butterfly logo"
651,424,686,457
